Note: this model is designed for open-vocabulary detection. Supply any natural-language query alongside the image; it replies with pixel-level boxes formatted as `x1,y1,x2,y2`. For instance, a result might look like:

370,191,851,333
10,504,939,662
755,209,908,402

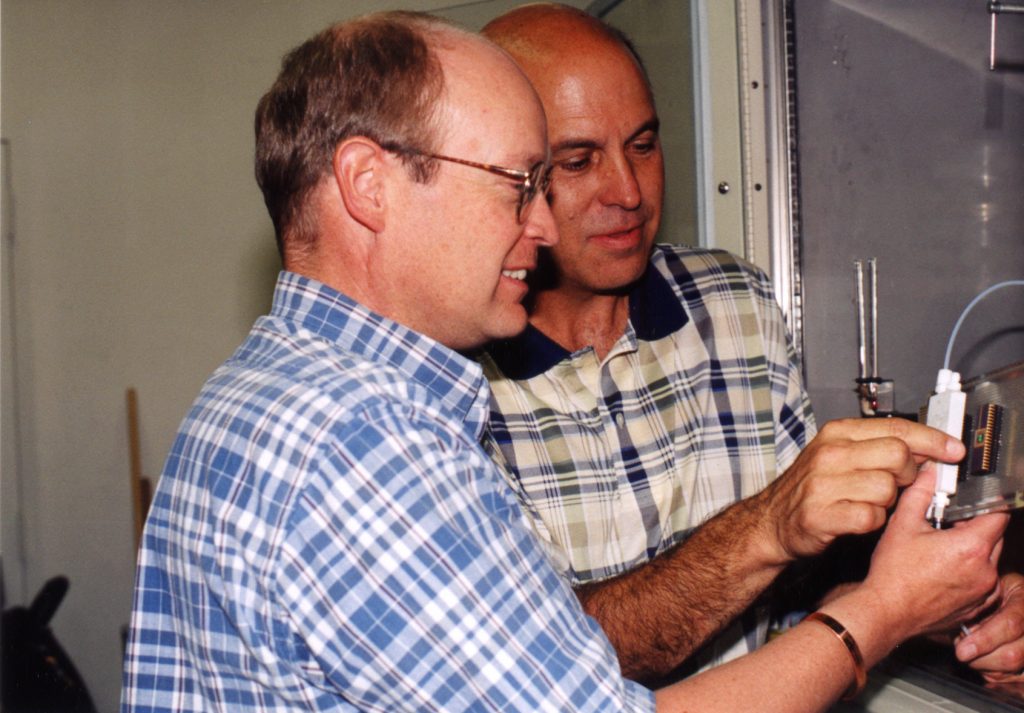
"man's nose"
599,154,642,210
522,194,559,247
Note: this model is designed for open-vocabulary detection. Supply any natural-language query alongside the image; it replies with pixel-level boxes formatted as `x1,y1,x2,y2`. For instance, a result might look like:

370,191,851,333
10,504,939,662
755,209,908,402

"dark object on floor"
1,575,97,713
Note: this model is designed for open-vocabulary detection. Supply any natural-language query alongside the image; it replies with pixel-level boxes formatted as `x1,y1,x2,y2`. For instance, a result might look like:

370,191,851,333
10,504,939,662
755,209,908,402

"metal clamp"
854,258,895,418
988,1,1024,71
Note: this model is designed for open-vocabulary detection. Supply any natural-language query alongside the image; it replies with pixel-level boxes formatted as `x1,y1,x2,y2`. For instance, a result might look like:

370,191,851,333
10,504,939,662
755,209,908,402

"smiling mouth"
501,269,528,280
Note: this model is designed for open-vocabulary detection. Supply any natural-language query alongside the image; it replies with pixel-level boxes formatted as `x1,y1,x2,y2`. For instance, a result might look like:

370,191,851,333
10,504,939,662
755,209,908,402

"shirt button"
614,412,625,428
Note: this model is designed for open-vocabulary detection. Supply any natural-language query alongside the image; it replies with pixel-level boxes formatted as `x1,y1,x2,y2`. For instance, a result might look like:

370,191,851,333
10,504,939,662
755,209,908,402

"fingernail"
947,438,966,459
959,641,977,660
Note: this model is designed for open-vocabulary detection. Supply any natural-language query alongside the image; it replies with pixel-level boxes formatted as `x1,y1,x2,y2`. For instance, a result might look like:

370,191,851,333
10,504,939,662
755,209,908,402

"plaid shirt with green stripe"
480,245,816,669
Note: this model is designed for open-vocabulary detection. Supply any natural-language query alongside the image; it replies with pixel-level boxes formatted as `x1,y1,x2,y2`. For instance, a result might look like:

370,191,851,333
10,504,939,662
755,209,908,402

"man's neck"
528,287,630,361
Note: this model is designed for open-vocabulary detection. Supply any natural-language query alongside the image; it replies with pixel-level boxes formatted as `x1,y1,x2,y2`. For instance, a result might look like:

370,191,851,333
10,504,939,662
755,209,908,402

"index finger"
828,417,965,463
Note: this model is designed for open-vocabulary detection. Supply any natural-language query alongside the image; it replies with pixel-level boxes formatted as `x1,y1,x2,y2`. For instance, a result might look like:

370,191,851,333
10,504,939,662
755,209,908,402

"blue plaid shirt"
121,272,653,712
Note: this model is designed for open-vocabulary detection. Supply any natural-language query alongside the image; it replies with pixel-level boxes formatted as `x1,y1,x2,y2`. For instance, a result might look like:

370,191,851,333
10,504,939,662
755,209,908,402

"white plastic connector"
924,368,967,526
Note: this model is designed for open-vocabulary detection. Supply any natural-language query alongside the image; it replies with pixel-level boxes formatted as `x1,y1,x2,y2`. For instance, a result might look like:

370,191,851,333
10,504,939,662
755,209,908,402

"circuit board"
938,360,1024,522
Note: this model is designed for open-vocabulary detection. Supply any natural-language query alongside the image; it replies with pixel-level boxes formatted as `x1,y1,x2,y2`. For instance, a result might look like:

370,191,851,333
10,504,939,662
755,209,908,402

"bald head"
481,3,665,303
482,3,650,93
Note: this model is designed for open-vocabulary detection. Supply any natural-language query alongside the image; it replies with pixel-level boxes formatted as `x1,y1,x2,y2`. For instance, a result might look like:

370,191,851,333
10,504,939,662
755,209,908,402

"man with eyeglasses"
480,2,1024,687
120,10,1010,712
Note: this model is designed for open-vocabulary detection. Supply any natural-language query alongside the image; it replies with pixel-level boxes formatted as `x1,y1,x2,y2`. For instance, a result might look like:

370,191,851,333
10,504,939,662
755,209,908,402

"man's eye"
631,139,658,155
557,154,592,173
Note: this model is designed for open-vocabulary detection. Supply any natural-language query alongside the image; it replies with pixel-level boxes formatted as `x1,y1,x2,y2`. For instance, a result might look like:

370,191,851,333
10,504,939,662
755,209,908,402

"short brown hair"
255,12,450,254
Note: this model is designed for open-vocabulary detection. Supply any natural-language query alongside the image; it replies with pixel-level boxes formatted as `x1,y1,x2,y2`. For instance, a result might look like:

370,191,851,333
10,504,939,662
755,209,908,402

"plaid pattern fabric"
480,246,815,668
122,272,653,713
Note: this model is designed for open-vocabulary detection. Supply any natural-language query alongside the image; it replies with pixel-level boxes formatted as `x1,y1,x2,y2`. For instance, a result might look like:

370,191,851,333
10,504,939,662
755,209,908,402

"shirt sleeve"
273,403,655,712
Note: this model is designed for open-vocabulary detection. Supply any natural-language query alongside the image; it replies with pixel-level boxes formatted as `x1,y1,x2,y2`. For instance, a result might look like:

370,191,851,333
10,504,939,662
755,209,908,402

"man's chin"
588,257,650,295
487,306,530,342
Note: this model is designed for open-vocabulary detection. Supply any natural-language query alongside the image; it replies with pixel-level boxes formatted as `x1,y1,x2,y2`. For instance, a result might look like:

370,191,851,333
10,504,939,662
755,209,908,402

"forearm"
654,588,902,713
576,494,789,680
653,467,1008,712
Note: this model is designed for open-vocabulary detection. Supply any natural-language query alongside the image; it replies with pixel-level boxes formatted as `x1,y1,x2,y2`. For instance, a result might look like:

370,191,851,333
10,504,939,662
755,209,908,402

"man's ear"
332,137,387,233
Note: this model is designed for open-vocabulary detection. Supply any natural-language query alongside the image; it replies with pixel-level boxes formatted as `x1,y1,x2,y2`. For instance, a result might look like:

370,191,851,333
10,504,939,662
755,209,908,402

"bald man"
479,3,1024,687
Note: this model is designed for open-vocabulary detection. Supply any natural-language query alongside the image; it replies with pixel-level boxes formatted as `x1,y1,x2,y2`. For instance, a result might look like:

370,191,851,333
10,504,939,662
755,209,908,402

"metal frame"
763,0,804,356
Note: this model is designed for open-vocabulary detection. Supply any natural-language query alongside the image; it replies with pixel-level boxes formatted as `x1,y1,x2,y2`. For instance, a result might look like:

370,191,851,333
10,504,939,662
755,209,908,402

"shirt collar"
485,249,688,379
270,271,489,434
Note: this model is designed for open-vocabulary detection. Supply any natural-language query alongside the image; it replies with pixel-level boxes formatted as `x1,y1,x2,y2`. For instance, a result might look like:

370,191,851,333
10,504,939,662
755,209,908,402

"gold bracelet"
805,611,867,701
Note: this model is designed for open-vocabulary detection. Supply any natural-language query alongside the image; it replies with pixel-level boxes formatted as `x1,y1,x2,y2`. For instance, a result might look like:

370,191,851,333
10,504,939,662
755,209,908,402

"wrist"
816,586,909,668
743,486,797,568
804,612,867,700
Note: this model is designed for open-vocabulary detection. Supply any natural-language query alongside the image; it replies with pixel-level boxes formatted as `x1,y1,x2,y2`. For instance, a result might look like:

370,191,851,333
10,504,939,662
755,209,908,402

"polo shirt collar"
485,254,688,379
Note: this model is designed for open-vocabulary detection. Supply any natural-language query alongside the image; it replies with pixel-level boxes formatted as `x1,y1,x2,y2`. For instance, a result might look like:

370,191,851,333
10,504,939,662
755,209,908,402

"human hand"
956,572,1024,683
756,418,965,563
861,467,1007,642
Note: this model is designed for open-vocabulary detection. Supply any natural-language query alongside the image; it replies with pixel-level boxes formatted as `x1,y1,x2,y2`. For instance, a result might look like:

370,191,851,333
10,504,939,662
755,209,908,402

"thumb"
890,466,937,527
908,463,937,495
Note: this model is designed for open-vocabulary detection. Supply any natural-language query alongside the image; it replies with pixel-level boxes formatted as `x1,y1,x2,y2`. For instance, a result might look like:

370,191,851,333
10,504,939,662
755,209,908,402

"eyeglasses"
400,150,552,223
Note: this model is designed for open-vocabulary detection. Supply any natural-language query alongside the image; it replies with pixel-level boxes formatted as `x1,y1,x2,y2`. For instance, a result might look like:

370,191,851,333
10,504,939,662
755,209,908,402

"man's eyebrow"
551,138,600,154
627,118,660,143
551,118,661,154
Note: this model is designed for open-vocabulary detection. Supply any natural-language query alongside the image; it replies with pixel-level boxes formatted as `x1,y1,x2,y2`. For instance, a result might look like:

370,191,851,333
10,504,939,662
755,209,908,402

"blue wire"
943,280,1024,370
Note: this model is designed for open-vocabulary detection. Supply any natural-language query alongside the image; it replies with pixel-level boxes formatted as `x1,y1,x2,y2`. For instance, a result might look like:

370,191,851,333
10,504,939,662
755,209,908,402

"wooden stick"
126,387,148,552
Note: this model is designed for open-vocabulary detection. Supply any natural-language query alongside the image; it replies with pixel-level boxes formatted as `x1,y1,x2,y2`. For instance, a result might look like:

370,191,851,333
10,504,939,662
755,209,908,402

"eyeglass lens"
517,162,553,222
